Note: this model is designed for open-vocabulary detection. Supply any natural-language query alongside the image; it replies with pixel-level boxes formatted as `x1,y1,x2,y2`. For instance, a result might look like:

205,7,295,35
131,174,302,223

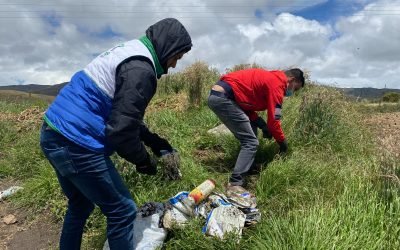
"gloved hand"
147,136,173,157
136,154,158,175
253,117,272,139
139,125,174,157
278,139,288,154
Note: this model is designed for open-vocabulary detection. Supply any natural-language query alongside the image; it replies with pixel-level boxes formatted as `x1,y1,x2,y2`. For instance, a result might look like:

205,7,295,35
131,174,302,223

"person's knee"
107,199,137,224
243,137,259,152
68,200,95,219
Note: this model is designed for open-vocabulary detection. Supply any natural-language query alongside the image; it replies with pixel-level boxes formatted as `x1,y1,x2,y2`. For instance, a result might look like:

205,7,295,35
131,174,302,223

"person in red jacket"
207,68,305,190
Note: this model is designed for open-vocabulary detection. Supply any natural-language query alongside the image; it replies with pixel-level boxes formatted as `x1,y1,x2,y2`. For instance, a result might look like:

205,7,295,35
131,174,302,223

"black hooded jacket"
105,18,192,166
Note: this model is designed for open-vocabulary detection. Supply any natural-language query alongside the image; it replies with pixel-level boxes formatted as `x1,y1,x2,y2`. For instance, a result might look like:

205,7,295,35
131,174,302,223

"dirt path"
0,179,60,250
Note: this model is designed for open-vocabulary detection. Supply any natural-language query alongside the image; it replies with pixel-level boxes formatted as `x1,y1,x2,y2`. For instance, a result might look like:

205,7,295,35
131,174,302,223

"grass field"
0,71,399,249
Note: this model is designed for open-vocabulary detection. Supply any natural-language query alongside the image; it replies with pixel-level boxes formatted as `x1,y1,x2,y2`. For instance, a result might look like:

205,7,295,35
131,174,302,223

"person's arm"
265,90,285,144
139,124,173,157
106,58,156,166
244,110,259,122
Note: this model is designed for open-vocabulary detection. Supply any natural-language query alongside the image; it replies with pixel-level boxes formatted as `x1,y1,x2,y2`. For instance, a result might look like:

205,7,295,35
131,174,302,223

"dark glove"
140,126,173,157
278,139,288,154
253,117,272,139
150,137,173,157
136,154,158,175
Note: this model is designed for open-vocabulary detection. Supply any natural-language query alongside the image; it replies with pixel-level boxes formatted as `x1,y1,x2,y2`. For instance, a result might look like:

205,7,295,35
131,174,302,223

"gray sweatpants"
208,93,258,186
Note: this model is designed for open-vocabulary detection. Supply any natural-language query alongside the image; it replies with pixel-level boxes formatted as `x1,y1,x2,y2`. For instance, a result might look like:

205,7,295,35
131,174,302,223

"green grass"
0,83,399,249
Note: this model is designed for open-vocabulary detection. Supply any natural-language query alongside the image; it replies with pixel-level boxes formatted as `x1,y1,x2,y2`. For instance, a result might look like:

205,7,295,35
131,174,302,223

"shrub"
183,61,220,108
382,92,400,103
225,62,264,73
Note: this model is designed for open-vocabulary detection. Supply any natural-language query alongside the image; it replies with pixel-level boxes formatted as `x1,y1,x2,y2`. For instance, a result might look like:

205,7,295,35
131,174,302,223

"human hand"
150,136,173,157
278,139,288,154
261,128,272,139
136,155,158,175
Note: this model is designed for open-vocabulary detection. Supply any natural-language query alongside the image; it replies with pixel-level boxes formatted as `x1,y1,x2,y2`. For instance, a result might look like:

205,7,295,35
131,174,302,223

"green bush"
183,61,220,108
382,92,400,103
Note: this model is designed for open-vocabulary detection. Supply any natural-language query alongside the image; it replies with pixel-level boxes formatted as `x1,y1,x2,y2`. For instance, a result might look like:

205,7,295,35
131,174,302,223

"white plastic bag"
103,207,167,250
203,206,246,239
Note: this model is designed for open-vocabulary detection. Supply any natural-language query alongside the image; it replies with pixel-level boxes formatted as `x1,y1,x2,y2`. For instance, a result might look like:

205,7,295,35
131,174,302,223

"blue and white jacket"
44,18,192,165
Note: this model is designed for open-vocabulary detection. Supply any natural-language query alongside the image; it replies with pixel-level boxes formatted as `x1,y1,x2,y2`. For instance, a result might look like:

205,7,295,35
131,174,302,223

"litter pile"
103,179,261,250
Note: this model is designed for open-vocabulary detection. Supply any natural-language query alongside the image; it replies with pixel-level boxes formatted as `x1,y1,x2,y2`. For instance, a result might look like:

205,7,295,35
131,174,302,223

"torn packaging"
203,206,246,239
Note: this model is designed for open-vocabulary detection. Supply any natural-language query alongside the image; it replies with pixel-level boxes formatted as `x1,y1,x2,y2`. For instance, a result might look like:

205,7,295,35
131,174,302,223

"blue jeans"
208,93,259,186
40,122,136,250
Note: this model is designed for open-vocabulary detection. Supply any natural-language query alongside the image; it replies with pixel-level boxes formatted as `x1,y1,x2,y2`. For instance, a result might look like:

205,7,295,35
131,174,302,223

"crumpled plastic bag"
202,206,246,239
103,202,167,250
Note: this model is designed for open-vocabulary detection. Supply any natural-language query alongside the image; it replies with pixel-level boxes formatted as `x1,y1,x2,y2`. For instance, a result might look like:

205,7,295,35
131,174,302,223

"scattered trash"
159,150,182,181
105,179,261,248
241,207,262,226
3,214,17,225
103,202,167,250
208,193,232,208
162,192,191,229
188,179,216,204
138,202,164,218
168,191,194,216
226,186,257,209
0,186,23,200
203,206,246,239
162,206,190,229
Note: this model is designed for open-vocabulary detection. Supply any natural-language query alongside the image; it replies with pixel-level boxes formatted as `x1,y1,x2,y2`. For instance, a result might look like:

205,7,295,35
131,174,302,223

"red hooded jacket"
220,68,288,143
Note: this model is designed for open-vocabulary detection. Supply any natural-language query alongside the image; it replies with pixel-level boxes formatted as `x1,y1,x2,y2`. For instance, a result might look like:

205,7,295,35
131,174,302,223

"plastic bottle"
188,179,216,204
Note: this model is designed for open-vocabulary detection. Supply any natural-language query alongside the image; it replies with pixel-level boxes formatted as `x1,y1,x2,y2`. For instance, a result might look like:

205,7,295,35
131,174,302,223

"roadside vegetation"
0,62,399,249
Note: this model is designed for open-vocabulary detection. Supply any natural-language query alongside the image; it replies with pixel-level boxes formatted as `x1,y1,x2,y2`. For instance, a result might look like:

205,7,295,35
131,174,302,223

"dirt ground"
0,179,60,250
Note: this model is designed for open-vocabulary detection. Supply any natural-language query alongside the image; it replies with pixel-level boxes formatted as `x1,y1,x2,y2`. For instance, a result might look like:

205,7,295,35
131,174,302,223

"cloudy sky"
0,0,399,88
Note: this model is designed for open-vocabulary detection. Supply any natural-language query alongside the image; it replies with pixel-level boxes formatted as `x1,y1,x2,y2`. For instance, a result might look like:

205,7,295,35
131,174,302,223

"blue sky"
293,0,369,23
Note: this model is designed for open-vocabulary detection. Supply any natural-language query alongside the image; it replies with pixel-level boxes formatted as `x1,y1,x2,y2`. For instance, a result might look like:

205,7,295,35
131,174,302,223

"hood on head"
145,18,192,74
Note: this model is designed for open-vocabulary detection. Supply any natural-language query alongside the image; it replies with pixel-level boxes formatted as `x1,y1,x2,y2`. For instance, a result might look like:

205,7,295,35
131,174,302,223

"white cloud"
0,0,399,89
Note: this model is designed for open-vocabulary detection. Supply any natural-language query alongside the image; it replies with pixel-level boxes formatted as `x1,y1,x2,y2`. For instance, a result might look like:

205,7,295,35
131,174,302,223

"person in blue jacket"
40,18,192,250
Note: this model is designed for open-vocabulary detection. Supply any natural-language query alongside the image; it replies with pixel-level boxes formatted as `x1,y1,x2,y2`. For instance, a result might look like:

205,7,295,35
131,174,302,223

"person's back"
221,68,288,114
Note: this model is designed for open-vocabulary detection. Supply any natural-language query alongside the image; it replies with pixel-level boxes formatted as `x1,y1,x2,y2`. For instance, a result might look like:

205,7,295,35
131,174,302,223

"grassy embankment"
0,63,399,249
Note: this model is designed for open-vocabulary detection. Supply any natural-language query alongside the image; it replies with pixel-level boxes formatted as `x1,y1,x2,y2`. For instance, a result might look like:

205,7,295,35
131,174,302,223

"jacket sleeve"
106,59,157,165
266,89,285,143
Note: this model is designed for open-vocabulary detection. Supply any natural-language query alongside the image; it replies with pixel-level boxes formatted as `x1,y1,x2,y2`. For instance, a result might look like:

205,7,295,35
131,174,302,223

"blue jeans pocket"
46,147,78,177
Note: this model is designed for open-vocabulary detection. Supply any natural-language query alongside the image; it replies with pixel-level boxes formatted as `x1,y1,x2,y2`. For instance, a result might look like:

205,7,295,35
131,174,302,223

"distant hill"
0,82,68,96
337,87,400,99
0,83,399,100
